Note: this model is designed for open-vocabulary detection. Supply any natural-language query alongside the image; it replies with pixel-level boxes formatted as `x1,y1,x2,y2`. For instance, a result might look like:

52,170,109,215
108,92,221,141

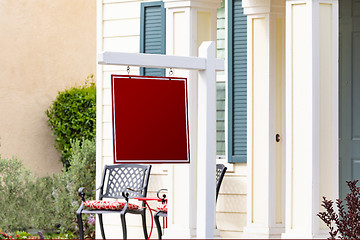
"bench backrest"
216,164,227,201
99,164,152,200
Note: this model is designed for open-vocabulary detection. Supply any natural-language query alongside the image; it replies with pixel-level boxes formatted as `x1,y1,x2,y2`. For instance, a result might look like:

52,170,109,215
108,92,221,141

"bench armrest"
78,187,101,202
157,188,168,204
78,187,87,202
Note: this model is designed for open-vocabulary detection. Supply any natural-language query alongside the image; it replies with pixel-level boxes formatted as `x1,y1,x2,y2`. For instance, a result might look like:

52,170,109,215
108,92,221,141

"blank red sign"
111,75,190,164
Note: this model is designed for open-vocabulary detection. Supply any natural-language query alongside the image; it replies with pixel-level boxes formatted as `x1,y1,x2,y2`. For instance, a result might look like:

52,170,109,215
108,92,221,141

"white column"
241,0,286,238
283,0,338,238
162,0,221,238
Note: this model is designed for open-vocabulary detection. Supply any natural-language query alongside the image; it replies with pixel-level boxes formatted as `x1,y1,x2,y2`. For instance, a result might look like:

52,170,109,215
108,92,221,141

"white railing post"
197,41,217,239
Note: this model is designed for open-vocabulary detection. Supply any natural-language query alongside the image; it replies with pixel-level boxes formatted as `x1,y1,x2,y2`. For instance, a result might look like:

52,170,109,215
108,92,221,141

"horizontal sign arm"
98,51,225,71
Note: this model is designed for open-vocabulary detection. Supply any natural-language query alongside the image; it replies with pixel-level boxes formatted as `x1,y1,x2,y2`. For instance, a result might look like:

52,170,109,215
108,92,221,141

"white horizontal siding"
103,2,141,20
217,193,247,213
102,73,111,89
219,174,247,194
103,36,140,52
102,156,114,165
102,106,112,122
102,89,112,105
147,173,169,192
103,19,140,37
102,139,113,157
217,163,248,237
103,122,112,139
217,212,247,232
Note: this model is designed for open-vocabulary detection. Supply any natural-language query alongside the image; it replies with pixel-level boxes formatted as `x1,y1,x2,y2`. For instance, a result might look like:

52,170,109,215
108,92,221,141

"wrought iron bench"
76,164,152,239
153,163,227,239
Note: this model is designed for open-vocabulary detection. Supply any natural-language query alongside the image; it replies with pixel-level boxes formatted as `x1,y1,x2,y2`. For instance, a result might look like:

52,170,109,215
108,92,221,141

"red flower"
16,234,19,238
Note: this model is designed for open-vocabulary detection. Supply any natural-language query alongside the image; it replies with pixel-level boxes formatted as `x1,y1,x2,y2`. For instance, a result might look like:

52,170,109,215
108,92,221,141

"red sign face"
111,75,190,164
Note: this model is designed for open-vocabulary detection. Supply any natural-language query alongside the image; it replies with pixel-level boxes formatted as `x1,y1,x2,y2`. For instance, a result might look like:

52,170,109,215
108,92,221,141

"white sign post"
98,41,224,238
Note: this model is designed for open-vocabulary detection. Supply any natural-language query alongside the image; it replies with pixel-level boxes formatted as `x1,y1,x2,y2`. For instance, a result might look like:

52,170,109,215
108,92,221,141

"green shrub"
0,139,96,234
0,156,34,231
27,175,56,230
51,139,96,232
67,138,96,193
46,75,96,168
0,156,57,232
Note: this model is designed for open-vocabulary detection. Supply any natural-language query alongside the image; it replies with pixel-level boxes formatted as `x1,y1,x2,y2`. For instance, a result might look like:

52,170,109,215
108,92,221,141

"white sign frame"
98,41,224,238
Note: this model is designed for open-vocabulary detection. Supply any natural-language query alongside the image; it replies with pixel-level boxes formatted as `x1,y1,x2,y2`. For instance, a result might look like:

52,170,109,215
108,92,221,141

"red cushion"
84,200,139,210
157,204,168,212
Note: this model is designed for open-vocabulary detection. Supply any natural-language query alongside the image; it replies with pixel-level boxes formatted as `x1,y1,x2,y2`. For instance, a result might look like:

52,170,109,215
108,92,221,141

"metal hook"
127,66,131,78
169,68,173,81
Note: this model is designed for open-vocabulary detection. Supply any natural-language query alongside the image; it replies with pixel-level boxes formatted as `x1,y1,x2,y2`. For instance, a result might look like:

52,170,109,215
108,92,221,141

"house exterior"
0,0,96,176
96,0,355,238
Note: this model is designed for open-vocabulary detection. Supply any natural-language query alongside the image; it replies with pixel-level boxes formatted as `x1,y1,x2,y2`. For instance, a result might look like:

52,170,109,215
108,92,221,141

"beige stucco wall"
0,0,96,176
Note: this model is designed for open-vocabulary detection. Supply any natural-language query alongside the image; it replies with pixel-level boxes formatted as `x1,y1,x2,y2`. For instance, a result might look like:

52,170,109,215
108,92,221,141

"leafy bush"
27,175,56,230
46,75,96,168
0,139,96,235
51,139,96,232
318,180,360,239
0,156,34,231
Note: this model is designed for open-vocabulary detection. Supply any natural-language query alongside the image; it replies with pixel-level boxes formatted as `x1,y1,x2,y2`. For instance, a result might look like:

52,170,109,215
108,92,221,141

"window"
216,0,226,158
140,1,166,76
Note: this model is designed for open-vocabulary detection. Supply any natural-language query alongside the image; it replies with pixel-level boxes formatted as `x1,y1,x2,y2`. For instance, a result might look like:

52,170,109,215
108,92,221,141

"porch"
96,0,343,238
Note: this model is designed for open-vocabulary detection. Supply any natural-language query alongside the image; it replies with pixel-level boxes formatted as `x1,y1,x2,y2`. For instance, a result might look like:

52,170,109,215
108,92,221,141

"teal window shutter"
140,1,166,76
228,0,247,163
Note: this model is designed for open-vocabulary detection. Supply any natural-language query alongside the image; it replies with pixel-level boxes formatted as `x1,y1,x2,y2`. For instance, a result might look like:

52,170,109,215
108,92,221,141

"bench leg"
141,211,148,240
76,212,84,239
99,214,106,239
120,213,127,239
154,211,162,240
